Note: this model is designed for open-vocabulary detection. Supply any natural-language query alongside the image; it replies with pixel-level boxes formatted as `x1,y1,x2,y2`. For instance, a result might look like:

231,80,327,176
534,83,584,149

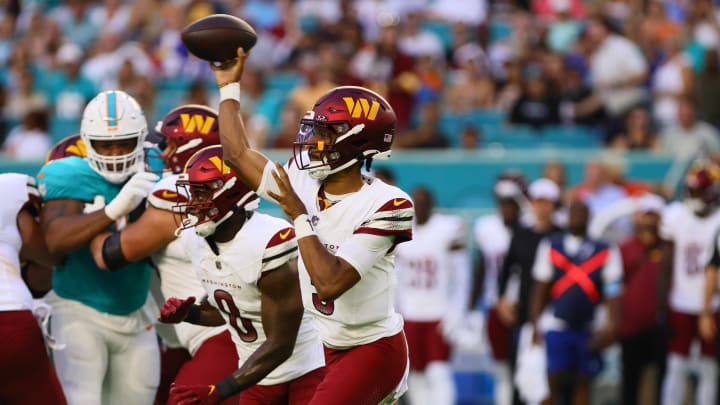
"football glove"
159,296,196,324
104,171,159,220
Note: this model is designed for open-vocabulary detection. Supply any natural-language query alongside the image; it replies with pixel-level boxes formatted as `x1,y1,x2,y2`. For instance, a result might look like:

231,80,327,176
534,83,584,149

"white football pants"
47,291,160,405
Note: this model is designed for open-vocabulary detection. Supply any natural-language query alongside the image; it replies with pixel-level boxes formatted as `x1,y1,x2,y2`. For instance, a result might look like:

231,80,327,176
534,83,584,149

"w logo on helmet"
209,156,232,175
343,97,380,121
180,113,216,135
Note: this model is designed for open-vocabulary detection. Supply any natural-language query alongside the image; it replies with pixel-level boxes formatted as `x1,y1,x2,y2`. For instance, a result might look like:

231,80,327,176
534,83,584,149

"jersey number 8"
214,289,258,342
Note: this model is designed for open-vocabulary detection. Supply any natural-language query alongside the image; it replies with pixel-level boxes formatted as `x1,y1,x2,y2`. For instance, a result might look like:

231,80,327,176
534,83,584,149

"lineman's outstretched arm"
89,205,178,270
41,199,114,255
18,208,60,268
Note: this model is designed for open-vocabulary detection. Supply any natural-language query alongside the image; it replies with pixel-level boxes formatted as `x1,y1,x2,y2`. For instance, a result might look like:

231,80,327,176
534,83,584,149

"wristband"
219,82,240,103
216,374,242,399
293,214,315,239
101,232,130,271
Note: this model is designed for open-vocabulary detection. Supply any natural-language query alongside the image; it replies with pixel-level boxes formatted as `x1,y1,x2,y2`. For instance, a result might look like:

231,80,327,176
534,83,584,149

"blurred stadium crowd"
2,0,720,159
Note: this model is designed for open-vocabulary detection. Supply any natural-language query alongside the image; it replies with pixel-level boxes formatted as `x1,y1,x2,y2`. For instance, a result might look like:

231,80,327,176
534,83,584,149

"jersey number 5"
214,290,258,342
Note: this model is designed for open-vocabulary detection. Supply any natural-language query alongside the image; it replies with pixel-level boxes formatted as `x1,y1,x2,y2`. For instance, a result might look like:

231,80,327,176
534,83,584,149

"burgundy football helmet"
684,159,720,216
149,104,220,174
45,134,86,163
293,86,397,180
174,145,258,237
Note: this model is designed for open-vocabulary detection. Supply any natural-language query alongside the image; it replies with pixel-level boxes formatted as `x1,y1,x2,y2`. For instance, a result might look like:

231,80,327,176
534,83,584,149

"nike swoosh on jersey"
393,199,407,207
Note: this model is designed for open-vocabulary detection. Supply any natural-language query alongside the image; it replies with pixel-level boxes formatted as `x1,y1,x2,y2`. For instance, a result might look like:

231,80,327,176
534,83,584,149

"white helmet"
80,90,147,183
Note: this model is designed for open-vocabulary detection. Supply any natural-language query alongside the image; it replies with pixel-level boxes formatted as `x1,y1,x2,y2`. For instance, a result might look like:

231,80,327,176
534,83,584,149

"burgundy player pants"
309,331,409,405
0,310,66,404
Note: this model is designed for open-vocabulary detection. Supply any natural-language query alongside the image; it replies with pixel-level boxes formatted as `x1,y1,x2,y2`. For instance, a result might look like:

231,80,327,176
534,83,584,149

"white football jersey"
661,202,720,313
258,159,414,348
395,214,464,321
0,174,38,311
181,212,324,385
148,174,226,355
473,214,512,307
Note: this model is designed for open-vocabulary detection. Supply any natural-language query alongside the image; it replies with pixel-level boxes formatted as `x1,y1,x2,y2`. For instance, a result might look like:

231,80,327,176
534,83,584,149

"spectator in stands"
695,49,720,127
640,0,682,45
559,64,606,127
661,96,720,159
397,10,444,61
619,194,666,405
509,66,561,130
652,36,693,128
546,0,583,53
5,69,48,123
461,126,481,149
395,101,449,148
3,109,51,160
496,178,562,404
532,0,586,22
89,0,131,36
47,42,96,121
529,200,622,405
286,52,337,115
183,80,212,107
586,15,648,119
496,58,524,111
573,158,628,217
444,43,495,113
52,0,99,49
610,106,660,151
349,22,416,129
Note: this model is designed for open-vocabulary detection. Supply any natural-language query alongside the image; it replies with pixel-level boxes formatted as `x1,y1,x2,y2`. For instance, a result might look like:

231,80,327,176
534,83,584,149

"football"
181,14,257,62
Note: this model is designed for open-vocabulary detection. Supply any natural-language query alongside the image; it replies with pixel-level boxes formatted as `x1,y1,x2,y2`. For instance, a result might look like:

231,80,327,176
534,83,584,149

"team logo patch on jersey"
153,189,188,203
310,215,320,227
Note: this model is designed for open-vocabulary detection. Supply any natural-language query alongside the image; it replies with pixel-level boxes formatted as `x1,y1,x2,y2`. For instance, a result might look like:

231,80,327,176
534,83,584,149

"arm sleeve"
602,245,624,298
532,239,553,282
336,233,395,277
261,227,298,272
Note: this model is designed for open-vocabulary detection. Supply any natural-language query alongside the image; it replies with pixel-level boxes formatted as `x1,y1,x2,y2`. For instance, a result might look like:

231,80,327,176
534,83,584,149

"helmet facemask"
293,116,367,180
84,135,145,184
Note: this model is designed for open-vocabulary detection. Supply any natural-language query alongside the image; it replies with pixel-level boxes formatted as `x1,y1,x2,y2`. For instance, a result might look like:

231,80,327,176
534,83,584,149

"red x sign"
549,248,609,303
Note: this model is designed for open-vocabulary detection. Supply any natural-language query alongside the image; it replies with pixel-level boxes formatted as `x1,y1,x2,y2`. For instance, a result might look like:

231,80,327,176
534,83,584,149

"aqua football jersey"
37,156,152,315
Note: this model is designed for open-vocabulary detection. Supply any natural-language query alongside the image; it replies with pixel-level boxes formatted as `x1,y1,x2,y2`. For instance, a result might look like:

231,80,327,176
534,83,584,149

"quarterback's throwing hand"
209,47,249,88
267,161,307,220
169,383,220,405
104,171,159,220
159,296,196,324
